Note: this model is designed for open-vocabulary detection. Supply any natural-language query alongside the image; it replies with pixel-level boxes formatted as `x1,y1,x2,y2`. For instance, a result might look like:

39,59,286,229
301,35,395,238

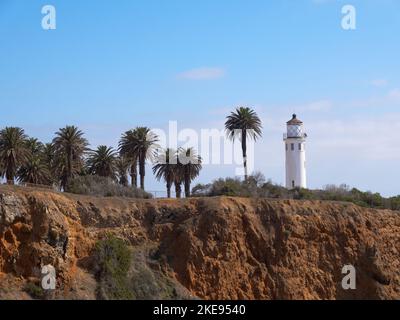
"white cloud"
339,89,400,109
177,67,225,80
302,100,333,111
371,79,388,87
388,88,400,101
307,115,400,161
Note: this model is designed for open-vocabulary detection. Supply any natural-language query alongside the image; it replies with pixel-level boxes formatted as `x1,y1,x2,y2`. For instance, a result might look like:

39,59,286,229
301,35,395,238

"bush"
192,175,400,210
24,282,45,299
67,175,152,199
210,177,244,196
128,246,193,300
93,240,192,300
94,235,133,300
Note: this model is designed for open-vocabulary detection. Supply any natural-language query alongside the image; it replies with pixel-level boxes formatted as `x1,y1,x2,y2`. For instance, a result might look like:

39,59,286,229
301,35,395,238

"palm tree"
42,142,56,181
87,145,117,179
152,148,176,198
0,127,29,184
52,125,88,190
172,152,184,198
119,130,139,188
225,107,262,180
115,156,130,186
119,127,158,191
17,138,51,185
178,147,202,198
25,138,43,154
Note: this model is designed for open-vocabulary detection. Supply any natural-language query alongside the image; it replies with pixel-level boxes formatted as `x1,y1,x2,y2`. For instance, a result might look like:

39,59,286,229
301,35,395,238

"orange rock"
0,186,399,300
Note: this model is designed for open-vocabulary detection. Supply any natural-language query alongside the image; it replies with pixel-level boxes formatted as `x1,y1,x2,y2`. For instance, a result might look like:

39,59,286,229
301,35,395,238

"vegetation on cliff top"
0,125,205,199
192,172,400,210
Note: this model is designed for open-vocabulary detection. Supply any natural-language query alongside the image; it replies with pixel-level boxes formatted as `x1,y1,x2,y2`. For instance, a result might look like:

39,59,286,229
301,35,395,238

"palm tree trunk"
184,167,191,198
6,169,14,185
242,129,248,180
184,179,190,198
175,181,182,198
166,181,171,198
139,153,145,190
140,173,145,190
130,163,137,188
66,149,73,190
121,175,128,186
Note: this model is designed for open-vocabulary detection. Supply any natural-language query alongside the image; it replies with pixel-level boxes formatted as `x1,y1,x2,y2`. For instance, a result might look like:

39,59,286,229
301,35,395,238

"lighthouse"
283,114,307,189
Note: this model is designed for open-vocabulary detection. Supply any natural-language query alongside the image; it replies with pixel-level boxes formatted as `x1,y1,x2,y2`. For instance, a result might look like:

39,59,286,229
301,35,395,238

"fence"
147,191,187,199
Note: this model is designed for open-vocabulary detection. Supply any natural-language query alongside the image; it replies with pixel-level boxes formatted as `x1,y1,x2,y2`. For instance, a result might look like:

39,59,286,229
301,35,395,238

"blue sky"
0,0,399,195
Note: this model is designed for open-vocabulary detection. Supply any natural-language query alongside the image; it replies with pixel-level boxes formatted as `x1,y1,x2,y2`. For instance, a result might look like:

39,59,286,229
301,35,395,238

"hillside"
0,185,399,300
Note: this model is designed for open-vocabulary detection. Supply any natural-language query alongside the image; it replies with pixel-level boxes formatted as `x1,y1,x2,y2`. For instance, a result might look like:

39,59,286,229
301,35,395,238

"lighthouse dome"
286,114,304,138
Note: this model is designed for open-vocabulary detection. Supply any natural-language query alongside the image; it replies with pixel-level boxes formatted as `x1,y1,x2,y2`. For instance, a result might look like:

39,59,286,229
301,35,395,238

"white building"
283,114,307,189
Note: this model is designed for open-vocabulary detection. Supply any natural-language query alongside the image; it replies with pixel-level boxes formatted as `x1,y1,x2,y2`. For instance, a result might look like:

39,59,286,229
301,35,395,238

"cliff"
0,185,399,300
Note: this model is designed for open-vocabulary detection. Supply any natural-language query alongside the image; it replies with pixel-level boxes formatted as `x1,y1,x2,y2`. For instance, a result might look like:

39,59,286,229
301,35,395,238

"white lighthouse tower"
283,114,307,189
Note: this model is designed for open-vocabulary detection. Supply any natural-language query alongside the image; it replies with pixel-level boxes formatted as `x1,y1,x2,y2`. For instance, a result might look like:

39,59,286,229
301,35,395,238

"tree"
225,107,262,180
152,148,176,198
119,127,158,191
0,127,29,184
42,142,56,183
172,151,184,198
52,125,88,191
178,147,202,198
87,145,117,179
119,130,139,188
115,156,130,187
17,138,51,185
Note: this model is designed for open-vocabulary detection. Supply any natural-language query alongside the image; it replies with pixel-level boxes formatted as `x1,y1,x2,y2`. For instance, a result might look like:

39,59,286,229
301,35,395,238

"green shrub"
94,235,133,300
67,175,152,199
125,246,191,300
192,175,400,211
24,282,45,299
210,177,244,196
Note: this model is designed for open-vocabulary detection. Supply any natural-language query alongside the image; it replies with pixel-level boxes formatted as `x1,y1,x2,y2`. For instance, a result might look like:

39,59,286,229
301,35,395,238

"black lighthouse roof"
287,114,303,125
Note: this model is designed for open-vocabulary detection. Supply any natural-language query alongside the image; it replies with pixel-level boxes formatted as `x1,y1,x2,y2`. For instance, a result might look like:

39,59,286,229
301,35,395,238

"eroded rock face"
0,194,28,225
0,186,399,300
156,199,400,299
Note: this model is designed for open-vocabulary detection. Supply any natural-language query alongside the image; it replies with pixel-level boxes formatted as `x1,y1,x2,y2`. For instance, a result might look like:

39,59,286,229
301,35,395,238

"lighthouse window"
291,143,294,151
286,144,288,151
298,143,301,150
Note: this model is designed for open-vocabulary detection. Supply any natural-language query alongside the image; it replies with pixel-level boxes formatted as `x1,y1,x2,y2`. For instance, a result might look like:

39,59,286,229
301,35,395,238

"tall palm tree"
119,130,139,188
0,127,29,184
17,138,51,185
52,125,88,190
178,147,202,198
119,127,158,191
152,148,176,198
42,142,56,182
134,127,158,191
172,151,184,198
115,156,130,187
87,145,117,179
225,107,262,180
